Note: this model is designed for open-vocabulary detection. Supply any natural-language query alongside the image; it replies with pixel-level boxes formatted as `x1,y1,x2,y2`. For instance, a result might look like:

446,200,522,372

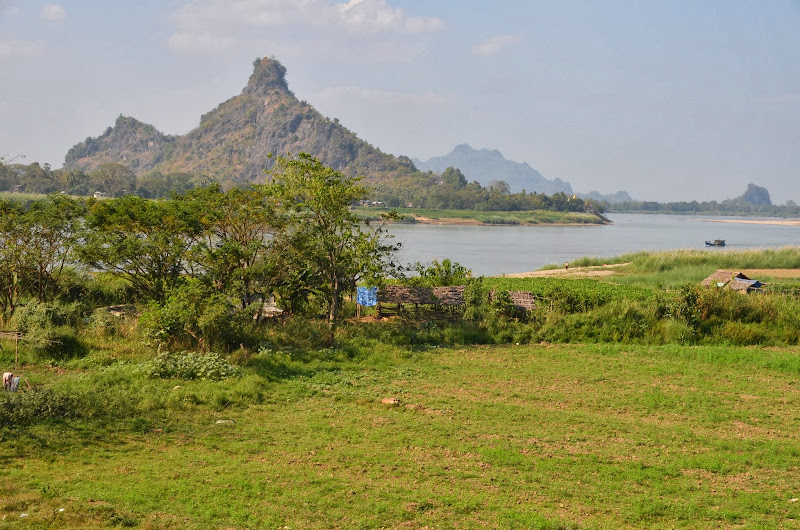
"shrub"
9,301,85,360
404,258,472,287
141,350,239,381
718,321,768,346
139,281,253,351
0,388,76,426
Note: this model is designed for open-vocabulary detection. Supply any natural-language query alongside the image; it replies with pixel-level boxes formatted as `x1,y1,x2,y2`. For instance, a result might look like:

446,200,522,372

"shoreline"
403,215,609,227
694,218,800,226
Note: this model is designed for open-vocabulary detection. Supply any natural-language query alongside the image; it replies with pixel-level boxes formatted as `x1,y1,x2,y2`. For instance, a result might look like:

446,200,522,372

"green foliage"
266,153,400,326
185,184,282,308
89,162,136,197
79,195,203,301
0,195,84,318
405,258,472,287
141,350,239,381
371,177,606,215
139,281,251,351
361,207,604,225
9,301,85,360
0,388,76,426
462,277,488,321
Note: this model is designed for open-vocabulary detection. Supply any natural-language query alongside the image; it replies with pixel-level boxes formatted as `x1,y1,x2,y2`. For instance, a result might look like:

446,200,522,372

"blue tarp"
356,286,378,306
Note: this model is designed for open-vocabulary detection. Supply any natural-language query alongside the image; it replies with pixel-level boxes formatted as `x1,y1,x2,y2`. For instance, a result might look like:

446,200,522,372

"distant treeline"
0,160,201,198
370,167,606,214
608,200,800,217
2,161,606,215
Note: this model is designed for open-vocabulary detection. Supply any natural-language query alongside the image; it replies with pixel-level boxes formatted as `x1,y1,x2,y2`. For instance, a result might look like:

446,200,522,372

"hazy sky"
1,1,799,203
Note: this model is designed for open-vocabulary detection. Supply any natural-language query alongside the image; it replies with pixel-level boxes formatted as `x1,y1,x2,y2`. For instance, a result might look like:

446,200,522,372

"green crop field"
3,341,800,528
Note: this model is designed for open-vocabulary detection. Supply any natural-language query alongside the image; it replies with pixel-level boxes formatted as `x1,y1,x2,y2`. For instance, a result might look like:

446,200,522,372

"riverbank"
501,263,627,278
356,206,607,226
696,218,800,226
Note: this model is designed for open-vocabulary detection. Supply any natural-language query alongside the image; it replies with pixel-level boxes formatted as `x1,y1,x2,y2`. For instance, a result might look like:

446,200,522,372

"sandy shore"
501,265,800,279
695,218,800,226
501,263,628,278
409,215,606,227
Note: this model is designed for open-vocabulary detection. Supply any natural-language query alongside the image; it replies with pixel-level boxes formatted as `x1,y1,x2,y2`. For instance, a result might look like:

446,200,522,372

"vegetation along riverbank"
3,155,800,527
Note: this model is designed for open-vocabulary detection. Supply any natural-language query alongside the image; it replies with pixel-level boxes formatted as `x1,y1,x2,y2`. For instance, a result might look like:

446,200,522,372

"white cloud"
168,0,444,56
472,34,522,57
0,39,45,58
337,0,444,35
40,3,66,21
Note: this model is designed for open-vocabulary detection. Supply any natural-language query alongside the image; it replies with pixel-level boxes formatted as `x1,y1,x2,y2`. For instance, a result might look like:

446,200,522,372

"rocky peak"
243,56,290,97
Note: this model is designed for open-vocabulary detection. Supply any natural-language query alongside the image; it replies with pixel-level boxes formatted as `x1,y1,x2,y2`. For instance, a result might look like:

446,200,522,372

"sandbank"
695,218,800,226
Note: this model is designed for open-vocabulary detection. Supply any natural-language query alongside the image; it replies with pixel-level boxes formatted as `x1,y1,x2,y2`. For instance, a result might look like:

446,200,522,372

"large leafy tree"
266,153,399,328
0,199,26,317
79,195,203,301
90,163,136,197
18,195,85,302
184,184,284,308
0,196,83,319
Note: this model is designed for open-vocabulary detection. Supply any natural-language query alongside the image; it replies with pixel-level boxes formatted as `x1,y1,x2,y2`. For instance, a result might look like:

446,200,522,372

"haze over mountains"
414,145,633,203
64,56,631,202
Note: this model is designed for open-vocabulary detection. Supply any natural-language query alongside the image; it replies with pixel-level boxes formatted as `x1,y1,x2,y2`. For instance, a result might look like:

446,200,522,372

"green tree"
0,196,83,319
90,163,136,197
441,167,467,189
0,199,26,318
266,153,400,330
79,196,203,301
185,184,284,308
18,195,84,303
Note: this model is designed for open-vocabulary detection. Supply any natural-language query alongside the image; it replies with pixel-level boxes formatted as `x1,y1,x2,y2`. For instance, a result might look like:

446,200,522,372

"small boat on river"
705,239,726,247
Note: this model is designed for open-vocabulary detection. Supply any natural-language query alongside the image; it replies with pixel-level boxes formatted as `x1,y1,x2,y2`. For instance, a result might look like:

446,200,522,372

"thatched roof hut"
700,270,751,288
728,278,763,293
489,290,537,311
378,285,437,305
701,270,764,293
431,286,465,306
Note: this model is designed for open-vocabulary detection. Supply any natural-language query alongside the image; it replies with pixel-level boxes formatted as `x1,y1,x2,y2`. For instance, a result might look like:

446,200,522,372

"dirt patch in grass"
741,268,800,279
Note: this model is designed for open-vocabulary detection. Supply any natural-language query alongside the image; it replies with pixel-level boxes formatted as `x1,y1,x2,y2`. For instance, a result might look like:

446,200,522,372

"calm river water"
386,213,800,276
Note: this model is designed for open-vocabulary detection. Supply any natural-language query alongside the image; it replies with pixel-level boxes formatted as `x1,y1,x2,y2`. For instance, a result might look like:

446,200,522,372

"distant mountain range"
413,144,571,196
414,144,632,203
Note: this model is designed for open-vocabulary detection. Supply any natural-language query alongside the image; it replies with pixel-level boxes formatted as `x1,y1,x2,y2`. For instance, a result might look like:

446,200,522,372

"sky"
1,0,799,203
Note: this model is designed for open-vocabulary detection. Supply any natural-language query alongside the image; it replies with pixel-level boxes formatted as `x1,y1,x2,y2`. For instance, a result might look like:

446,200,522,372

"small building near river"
701,270,764,293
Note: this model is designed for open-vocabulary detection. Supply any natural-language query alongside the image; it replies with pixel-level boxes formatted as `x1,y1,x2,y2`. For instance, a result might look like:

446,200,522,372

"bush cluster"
141,351,240,381
0,388,76,426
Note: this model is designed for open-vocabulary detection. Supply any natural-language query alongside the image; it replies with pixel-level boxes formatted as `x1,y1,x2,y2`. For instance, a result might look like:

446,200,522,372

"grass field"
3,341,800,528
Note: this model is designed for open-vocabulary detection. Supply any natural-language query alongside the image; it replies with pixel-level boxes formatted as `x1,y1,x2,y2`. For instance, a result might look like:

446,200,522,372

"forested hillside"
64,57,423,188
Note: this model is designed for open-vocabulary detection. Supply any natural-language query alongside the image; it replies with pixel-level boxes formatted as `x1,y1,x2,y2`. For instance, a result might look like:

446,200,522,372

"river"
386,213,800,276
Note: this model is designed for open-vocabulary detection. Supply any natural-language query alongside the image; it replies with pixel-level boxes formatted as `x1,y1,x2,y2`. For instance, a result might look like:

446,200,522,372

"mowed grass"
3,342,800,528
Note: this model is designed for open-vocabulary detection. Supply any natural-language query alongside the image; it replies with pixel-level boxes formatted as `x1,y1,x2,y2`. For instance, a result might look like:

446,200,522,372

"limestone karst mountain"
64,57,420,186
